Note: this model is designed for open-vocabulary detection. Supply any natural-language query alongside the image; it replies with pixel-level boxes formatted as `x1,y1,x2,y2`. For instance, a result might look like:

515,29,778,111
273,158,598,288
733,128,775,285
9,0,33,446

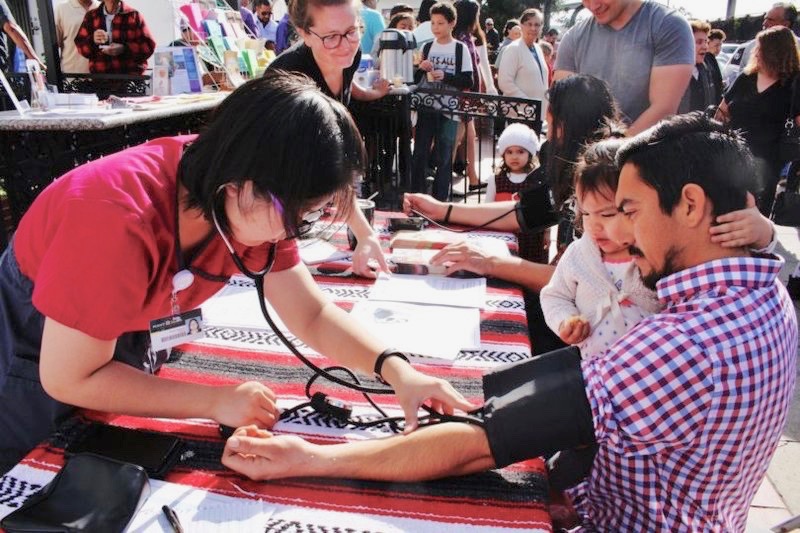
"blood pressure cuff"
514,183,560,234
482,346,595,468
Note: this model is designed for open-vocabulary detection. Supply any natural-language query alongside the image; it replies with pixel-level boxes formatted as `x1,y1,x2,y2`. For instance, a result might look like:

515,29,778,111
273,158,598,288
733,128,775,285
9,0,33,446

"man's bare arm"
627,64,692,136
222,422,495,482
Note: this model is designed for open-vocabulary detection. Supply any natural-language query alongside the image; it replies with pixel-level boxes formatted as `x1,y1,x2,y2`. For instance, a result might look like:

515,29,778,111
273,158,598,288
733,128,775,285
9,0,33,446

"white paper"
126,479,273,532
200,277,288,331
298,238,352,265
369,274,486,308
349,301,480,359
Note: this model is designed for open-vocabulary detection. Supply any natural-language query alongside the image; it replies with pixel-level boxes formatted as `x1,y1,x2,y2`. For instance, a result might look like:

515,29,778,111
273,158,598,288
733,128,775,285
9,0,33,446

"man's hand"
403,193,447,220
418,59,433,72
222,426,317,480
558,316,590,345
351,233,390,278
431,242,495,277
431,69,445,81
211,381,279,429
710,192,774,249
93,29,108,44
100,43,125,56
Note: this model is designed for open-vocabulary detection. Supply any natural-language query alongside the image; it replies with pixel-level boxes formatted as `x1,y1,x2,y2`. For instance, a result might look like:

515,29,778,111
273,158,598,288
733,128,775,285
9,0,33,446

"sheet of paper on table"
200,276,288,331
298,237,352,265
349,300,480,359
126,479,273,532
369,274,486,308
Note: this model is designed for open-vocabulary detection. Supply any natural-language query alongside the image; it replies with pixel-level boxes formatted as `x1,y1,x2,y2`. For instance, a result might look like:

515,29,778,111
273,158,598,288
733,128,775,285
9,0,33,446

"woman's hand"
351,233,390,278
558,316,590,345
431,242,496,277
381,357,475,432
710,192,775,249
222,425,316,481
371,78,391,98
211,381,279,429
403,193,447,219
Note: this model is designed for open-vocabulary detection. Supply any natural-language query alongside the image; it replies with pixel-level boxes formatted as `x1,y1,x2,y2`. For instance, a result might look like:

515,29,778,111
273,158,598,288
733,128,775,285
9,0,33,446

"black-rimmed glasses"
270,193,325,237
307,27,360,49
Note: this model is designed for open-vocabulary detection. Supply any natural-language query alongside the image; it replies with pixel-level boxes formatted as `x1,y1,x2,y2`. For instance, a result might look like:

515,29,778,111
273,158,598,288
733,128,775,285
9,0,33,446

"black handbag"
0,453,150,533
771,160,800,227
779,76,800,164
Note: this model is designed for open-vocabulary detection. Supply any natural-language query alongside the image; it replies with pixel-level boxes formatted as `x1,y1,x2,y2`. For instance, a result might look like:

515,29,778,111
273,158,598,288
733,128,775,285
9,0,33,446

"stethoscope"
173,187,484,431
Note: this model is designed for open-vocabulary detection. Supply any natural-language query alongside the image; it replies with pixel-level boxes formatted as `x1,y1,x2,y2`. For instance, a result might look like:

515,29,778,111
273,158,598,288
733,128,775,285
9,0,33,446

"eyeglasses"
270,193,325,237
307,27,360,49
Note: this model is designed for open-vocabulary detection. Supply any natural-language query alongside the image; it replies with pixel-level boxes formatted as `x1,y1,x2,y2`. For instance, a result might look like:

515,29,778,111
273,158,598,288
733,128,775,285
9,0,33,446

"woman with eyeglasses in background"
268,0,392,279
0,74,473,473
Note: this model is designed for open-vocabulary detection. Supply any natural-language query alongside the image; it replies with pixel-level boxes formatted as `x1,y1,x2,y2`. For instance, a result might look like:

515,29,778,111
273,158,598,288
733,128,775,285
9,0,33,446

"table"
0,213,549,532
0,93,228,246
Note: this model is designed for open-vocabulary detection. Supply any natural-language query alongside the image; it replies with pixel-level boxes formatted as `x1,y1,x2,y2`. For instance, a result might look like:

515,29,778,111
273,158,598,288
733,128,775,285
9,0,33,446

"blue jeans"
412,112,459,201
0,241,162,473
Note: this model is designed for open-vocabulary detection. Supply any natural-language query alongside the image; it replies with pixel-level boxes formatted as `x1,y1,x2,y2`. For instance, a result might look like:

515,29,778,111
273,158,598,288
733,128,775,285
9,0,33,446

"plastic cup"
347,199,376,250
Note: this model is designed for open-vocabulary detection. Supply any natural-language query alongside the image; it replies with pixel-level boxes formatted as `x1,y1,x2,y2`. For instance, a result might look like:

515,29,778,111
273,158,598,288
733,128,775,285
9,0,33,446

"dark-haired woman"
716,25,800,214
268,0,391,278
0,74,472,473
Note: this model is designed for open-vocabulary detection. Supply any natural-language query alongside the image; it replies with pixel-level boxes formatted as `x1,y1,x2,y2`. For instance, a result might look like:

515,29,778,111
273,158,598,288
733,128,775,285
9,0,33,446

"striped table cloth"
0,213,550,532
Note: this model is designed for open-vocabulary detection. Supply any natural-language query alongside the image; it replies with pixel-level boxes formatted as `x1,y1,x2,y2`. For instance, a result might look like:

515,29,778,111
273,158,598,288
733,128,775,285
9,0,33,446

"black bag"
771,160,800,227
1,453,150,533
779,76,800,164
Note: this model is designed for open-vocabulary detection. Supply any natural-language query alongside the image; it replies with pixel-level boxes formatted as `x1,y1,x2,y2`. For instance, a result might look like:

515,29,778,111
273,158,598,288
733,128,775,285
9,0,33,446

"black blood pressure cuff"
482,346,595,468
514,184,560,234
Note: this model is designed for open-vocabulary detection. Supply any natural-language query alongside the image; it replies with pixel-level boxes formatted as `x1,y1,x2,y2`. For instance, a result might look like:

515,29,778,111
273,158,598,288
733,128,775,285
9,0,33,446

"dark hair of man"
454,0,480,41
519,8,542,26
253,0,271,8
689,19,711,34
179,72,360,235
545,27,558,37
616,112,755,217
545,74,620,206
288,0,356,31
418,0,437,23
746,25,800,81
709,28,726,41
775,2,798,26
390,3,414,17
503,18,519,37
430,2,456,24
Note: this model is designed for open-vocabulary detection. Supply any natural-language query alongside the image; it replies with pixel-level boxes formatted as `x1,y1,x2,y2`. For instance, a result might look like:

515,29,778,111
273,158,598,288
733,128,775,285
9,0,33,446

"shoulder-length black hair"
545,74,620,206
180,72,361,234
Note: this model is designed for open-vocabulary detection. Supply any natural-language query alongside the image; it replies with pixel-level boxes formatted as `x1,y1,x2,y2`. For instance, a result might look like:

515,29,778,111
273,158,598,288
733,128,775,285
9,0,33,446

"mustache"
629,246,645,257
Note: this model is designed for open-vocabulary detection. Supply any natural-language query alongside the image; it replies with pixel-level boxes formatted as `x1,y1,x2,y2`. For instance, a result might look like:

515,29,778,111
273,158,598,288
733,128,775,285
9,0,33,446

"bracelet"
374,349,410,384
443,204,454,224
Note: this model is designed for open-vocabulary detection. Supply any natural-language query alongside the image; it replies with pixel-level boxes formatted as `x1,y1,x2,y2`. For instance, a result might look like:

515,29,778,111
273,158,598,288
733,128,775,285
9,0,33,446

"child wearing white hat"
488,123,546,262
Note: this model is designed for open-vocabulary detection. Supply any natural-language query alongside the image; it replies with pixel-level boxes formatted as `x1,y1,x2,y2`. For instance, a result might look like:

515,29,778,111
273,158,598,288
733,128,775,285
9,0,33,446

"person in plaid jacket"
74,0,154,74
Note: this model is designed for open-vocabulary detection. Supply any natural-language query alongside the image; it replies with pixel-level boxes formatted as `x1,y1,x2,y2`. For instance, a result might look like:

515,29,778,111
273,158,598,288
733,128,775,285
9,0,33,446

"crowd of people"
0,0,799,531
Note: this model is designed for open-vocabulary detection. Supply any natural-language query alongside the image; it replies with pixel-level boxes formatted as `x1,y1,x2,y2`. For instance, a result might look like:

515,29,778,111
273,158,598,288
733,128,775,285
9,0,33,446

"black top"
0,0,15,72
486,28,500,50
268,42,361,105
725,72,800,160
687,62,716,113
704,53,723,104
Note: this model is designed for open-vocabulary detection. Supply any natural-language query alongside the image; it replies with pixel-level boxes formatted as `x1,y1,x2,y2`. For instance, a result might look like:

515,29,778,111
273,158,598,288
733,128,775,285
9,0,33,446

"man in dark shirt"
0,0,45,72
681,19,717,114
484,18,499,51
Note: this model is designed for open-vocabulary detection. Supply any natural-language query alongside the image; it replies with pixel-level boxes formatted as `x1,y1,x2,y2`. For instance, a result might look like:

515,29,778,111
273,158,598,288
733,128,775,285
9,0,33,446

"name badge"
149,308,205,352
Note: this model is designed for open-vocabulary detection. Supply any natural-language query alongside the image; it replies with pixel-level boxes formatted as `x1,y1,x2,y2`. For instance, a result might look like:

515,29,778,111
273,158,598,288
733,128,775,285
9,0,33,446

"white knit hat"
497,123,540,157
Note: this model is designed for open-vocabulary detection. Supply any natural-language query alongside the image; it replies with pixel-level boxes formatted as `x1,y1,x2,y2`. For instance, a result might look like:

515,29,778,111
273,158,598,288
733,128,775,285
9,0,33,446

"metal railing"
350,87,542,209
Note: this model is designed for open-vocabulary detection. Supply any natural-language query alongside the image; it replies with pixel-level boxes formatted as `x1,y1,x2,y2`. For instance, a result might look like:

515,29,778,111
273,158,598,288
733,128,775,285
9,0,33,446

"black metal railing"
350,87,542,209
60,73,151,99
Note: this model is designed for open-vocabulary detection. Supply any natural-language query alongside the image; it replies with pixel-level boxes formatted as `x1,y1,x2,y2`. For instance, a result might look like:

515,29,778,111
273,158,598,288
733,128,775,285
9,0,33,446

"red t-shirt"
14,135,299,341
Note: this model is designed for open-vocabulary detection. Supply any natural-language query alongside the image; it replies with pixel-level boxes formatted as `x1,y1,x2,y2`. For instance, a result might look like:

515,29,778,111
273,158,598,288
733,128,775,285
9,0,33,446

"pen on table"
162,505,184,533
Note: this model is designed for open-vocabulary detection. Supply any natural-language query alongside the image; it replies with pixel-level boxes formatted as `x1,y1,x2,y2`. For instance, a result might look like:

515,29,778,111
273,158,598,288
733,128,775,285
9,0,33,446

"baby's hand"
558,316,590,345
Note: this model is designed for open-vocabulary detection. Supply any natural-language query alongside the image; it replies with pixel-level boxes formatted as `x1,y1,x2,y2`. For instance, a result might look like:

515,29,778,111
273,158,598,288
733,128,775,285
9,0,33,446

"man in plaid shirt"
220,113,797,531
74,0,154,74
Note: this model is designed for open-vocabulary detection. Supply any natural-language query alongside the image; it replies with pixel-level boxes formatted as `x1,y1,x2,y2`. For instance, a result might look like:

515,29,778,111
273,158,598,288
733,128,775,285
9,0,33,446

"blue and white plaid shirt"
575,255,797,531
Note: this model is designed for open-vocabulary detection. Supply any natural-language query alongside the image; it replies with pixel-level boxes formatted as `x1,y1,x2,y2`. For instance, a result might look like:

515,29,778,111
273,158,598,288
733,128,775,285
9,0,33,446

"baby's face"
578,187,629,257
